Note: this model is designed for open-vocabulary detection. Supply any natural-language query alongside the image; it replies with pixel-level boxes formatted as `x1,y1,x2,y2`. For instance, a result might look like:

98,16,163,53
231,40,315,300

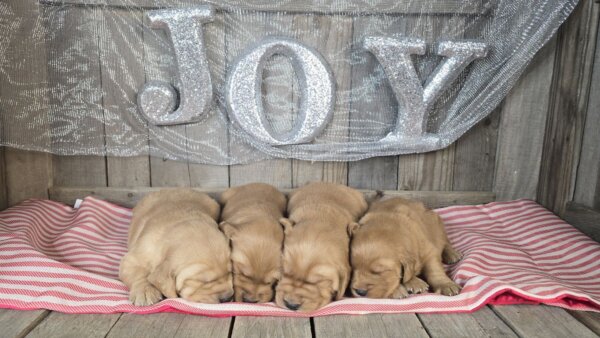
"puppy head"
174,261,234,304
220,222,282,303
349,224,404,299
275,228,349,312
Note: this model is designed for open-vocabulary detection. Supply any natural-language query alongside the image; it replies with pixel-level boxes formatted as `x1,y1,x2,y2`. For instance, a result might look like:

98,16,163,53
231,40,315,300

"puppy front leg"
120,254,163,306
422,257,461,296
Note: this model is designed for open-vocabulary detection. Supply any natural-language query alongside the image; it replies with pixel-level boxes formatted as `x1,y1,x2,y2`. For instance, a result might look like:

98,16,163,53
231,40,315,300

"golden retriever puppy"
120,189,233,306
350,197,462,299
276,182,368,311
219,183,286,303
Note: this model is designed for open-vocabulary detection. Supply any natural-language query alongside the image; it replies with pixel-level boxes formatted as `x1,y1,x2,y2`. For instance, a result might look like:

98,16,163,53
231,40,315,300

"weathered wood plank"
563,202,600,243
291,14,352,187
346,15,400,191
568,310,600,336
453,107,501,191
0,309,49,338
418,306,517,338
48,5,108,188
493,37,557,201
227,12,293,189
397,15,467,192
231,317,311,338
187,12,229,188
491,305,598,338
5,150,52,206
574,21,600,211
106,313,230,338
1,1,53,205
39,0,490,15
49,186,495,209
142,11,191,187
314,314,428,338
98,9,150,187
0,147,6,210
26,312,121,338
537,0,600,215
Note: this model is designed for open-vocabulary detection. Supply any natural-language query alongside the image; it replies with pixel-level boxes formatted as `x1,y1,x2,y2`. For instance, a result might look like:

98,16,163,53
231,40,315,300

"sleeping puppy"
219,183,286,303
349,197,462,299
276,182,368,311
120,189,234,306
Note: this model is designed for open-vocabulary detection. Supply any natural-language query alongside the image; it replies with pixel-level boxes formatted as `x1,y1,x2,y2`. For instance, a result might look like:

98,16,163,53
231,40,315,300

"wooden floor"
1,305,599,338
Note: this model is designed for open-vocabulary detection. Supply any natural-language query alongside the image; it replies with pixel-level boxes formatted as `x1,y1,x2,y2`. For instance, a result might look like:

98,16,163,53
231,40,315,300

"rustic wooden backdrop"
0,0,599,233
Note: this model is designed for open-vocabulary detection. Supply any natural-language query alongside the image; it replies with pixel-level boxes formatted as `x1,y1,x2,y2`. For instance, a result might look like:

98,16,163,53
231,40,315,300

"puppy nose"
219,294,234,303
354,288,368,297
242,295,258,303
283,299,301,311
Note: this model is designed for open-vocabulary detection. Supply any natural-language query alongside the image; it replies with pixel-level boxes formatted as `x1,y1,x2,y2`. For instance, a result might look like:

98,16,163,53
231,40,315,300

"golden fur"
350,197,462,299
219,183,286,303
276,182,368,311
119,189,233,306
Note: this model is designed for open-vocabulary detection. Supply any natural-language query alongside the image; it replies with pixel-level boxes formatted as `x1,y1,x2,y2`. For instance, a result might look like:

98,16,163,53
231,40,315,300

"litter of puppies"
120,182,461,312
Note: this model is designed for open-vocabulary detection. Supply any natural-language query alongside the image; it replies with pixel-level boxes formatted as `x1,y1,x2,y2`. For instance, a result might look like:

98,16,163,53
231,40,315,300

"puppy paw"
129,284,163,306
442,246,462,264
403,277,429,294
433,282,461,296
391,285,409,299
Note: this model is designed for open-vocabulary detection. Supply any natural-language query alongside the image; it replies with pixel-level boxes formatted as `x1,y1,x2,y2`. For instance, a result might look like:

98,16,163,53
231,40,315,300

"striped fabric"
0,197,598,317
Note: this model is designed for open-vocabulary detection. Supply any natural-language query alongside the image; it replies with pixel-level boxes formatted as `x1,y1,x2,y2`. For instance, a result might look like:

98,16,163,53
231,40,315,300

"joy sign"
137,5,488,149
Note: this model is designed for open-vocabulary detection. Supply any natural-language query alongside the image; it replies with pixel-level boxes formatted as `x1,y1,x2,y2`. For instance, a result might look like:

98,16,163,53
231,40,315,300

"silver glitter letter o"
138,6,214,125
226,37,335,145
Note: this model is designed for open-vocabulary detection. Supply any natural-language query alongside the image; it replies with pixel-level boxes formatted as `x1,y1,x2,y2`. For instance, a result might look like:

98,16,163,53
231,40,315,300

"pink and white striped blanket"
1,197,599,317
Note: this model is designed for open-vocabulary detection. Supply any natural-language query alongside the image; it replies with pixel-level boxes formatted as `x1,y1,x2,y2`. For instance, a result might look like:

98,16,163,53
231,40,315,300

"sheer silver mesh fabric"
0,0,578,164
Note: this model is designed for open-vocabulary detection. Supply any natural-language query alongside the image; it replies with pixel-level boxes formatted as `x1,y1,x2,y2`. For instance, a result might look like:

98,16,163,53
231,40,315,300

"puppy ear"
219,221,237,239
400,257,417,283
148,259,178,298
279,218,294,235
347,222,360,237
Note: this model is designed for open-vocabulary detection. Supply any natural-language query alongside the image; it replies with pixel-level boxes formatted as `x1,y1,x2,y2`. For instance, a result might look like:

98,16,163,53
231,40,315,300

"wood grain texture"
573,22,600,210
491,305,598,338
106,313,231,338
563,202,600,243
49,186,495,209
453,107,501,191
0,309,49,338
1,1,53,204
314,314,428,338
142,12,190,187
39,0,490,15
227,12,294,189
346,15,400,191
5,150,52,205
537,0,600,215
493,38,557,201
418,306,518,338
48,5,108,188
26,313,121,338
291,14,352,187
568,310,600,336
0,148,6,210
231,317,311,338
98,9,150,187
187,12,229,188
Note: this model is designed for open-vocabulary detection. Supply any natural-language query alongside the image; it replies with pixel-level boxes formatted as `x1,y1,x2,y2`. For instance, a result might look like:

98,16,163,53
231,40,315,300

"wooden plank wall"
1,0,598,216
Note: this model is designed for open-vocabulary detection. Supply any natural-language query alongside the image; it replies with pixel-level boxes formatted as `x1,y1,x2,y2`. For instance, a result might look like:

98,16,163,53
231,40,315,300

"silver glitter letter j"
138,6,215,125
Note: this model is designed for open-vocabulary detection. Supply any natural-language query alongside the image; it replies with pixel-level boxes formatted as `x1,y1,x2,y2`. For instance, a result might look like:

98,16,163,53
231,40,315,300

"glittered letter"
364,37,487,140
226,37,335,145
138,6,215,125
